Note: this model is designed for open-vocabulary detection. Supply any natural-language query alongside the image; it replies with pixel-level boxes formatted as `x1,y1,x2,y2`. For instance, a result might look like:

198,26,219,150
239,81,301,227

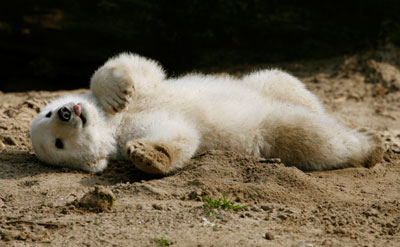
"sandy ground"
1,48,400,247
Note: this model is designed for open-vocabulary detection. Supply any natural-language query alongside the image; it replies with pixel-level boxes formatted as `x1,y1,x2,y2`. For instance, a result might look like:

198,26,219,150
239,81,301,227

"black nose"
58,107,71,122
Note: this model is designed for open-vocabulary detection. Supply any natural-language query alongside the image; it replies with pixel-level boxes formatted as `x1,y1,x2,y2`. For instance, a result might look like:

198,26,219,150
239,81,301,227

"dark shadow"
0,151,163,185
0,151,63,179
79,161,165,187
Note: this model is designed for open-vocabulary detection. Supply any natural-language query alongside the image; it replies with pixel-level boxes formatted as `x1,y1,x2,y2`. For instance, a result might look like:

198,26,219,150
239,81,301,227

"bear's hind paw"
126,140,172,174
357,128,384,168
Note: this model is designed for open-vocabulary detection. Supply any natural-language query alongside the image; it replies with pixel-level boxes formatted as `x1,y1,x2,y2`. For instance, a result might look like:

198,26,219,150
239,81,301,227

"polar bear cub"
30,53,383,174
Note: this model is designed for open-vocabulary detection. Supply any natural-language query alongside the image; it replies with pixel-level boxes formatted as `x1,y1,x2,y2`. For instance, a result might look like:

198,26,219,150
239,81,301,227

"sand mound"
128,150,331,204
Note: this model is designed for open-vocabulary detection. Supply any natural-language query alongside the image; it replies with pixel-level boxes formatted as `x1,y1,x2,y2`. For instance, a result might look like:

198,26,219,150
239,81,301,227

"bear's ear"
84,158,108,173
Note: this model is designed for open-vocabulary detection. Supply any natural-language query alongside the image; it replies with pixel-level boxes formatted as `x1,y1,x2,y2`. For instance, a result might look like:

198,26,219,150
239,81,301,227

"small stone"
260,158,281,163
201,218,215,227
4,109,17,118
0,230,6,241
285,209,295,214
152,204,163,210
363,208,379,217
277,214,287,220
136,204,152,211
261,205,272,211
16,231,27,241
293,243,313,247
386,222,396,228
0,141,5,150
251,206,261,212
3,136,16,146
188,190,203,200
265,232,275,240
245,213,253,218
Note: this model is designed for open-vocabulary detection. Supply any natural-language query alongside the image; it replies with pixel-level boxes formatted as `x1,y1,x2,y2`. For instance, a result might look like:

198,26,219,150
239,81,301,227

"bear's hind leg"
242,69,325,114
352,128,384,168
263,107,383,171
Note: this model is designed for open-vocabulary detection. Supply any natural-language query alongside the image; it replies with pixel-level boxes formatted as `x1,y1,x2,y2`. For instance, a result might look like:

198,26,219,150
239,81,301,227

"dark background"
1,0,400,92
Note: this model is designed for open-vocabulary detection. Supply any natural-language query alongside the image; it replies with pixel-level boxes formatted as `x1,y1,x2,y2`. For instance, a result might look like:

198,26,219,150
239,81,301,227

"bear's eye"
55,138,64,149
45,112,52,118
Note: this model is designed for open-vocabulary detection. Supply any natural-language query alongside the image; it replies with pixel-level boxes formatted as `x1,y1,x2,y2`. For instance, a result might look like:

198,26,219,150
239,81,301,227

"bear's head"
30,93,116,172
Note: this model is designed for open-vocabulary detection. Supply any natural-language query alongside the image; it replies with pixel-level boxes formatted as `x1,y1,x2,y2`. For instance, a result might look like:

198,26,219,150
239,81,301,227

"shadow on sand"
0,151,163,186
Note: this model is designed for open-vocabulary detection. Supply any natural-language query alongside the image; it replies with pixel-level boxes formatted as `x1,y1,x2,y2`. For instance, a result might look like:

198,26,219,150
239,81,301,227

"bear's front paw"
126,140,172,174
91,66,135,114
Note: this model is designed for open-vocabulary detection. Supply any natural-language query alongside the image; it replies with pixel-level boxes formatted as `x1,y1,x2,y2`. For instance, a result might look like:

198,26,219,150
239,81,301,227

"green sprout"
201,195,247,211
153,237,172,246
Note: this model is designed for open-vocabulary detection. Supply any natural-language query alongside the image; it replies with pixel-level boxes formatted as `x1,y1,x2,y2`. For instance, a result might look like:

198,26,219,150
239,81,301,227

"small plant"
100,193,115,207
201,195,247,211
153,237,172,246
212,223,218,231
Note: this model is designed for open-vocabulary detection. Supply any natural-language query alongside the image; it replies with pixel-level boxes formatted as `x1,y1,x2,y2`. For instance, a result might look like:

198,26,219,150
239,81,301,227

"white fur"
30,53,382,173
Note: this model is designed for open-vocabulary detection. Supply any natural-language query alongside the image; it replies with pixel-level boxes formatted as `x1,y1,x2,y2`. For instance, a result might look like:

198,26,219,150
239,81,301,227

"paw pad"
126,141,172,174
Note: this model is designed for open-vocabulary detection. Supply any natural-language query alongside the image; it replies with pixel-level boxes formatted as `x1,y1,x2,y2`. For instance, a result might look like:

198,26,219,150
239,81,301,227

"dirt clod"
77,186,116,212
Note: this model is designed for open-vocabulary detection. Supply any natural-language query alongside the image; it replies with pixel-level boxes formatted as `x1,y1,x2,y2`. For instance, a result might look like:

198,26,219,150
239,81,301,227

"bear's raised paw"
91,66,135,114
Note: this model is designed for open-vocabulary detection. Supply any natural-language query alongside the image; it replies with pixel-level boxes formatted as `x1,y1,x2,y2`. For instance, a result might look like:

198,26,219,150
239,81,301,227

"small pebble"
363,208,379,217
293,243,313,247
245,212,253,218
0,141,5,150
261,205,272,211
277,214,287,220
152,204,163,210
4,109,17,118
260,158,281,163
136,204,152,211
386,222,395,228
3,136,16,145
265,232,275,240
